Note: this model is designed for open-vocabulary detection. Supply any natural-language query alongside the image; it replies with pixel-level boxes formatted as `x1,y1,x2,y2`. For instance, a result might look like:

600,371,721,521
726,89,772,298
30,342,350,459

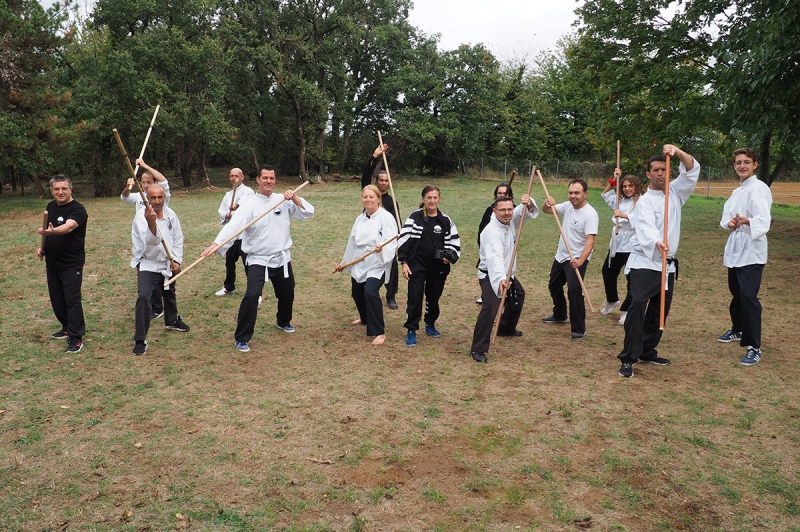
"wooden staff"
376,131,403,231
128,105,161,191
610,140,621,259
615,140,621,234
39,211,48,261
538,169,595,313
507,170,517,189
165,181,310,288
490,167,535,345
333,234,400,273
113,128,175,268
659,155,671,330
229,180,238,211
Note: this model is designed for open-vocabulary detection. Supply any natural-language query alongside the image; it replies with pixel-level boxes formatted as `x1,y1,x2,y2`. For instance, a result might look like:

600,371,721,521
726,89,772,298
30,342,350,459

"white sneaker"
601,300,620,315
258,296,263,306
215,287,232,296
475,297,483,304
618,312,627,325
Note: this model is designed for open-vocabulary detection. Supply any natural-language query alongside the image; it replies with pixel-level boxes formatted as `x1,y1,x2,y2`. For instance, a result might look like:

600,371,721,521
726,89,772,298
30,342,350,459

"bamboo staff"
376,131,403,232
39,211,48,261
333,234,400,273
128,105,161,191
538,169,595,313
490,167,535,345
610,140,621,260
659,155,671,330
229,180,238,211
165,181,310,288
113,128,175,269
615,140,621,234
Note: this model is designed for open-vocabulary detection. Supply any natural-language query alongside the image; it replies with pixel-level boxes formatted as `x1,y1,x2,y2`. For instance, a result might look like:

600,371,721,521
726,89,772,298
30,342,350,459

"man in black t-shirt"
37,175,88,353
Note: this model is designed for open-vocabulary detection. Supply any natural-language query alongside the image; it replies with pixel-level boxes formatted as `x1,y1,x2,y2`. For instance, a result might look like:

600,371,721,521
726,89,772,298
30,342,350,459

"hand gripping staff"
128,105,161,191
113,128,175,269
490,167,535,345
538,169,595,313
659,155,670,330
165,181,311,288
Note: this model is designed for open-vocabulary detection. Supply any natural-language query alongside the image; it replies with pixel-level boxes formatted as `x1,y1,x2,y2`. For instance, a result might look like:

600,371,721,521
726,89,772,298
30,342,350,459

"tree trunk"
31,173,46,198
759,132,771,187
248,147,259,175
341,124,351,171
200,143,212,187
291,94,307,181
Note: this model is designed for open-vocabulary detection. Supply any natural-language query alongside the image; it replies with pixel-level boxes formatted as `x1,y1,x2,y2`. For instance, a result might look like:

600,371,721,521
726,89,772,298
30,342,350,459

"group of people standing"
37,143,772,376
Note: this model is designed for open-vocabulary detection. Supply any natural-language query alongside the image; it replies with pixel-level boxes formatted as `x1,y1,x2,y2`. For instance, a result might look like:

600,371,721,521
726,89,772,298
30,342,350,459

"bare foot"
371,334,386,345
352,318,363,325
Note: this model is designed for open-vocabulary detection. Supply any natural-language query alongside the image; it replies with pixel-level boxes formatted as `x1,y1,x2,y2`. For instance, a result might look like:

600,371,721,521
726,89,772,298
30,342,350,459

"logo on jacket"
57,216,64,225
571,219,579,227
433,225,442,234
274,209,283,216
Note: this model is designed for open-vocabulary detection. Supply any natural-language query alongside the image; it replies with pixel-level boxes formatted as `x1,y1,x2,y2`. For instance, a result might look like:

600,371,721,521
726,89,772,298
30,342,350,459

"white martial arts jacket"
131,205,184,278
341,208,398,284
600,190,637,253
720,175,772,267
218,184,256,225
477,202,539,297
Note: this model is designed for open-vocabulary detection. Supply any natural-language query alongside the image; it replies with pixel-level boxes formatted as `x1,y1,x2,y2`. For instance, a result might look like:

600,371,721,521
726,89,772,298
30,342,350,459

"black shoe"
151,311,164,320
51,329,69,340
387,298,398,310
497,330,523,337
570,332,586,339
542,315,569,324
619,363,633,378
641,356,670,365
166,316,190,332
471,351,488,363
65,338,83,353
133,340,148,356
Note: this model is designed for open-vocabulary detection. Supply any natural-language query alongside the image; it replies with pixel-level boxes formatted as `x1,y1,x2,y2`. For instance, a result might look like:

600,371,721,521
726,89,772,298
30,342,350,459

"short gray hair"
49,174,72,187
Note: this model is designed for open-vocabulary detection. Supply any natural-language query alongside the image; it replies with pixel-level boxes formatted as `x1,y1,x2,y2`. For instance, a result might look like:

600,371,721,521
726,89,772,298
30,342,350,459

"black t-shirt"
44,199,88,268
417,214,446,258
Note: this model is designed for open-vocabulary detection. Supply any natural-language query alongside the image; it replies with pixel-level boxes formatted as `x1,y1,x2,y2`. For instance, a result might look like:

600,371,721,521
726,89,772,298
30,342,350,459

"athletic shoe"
132,340,147,356
601,300,620,315
387,298,399,310
425,323,441,338
405,329,417,347
51,329,68,340
619,363,633,378
276,324,296,333
641,356,670,365
235,341,251,353
475,297,483,305
151,311,164,320
216,287,233,296
570,332,586,340
166,317,190,332
740,347,761,366
471,351,487,363
497,330,523,337
65,339,83,353
258,296,263,306
718,329,742,343
542,315,569,324
618,312,627,325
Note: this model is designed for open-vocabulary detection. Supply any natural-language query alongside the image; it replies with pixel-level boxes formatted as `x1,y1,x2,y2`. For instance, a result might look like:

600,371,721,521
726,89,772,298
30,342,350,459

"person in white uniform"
335,185,398,345
717,147,773,366
215,167,255,296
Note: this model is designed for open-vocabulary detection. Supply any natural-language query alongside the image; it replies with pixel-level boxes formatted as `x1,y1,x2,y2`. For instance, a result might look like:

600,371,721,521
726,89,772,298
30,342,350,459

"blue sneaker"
276,324,296,333
740,347,761,366
405,329,417,347
424,323,441,338
718,329,742,343
235,341,250,352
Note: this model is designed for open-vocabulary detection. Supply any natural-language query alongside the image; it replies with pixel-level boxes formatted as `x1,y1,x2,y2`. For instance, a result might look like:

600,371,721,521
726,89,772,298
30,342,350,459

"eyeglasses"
495,208,514,213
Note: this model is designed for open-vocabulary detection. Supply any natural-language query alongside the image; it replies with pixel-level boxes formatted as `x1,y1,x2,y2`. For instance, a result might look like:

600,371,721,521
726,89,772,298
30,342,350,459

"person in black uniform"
37,175,88,354
397,185,461,347
361,143,401,309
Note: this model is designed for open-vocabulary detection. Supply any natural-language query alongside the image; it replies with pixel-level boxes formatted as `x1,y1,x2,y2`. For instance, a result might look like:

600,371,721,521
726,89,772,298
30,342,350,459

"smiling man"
542,179,599,340
202,165,314,353
469,193,539,363
37,175,89,354
717,148,773,366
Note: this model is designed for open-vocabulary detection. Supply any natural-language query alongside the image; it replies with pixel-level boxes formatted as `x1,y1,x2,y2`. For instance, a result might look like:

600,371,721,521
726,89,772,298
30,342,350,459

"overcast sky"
41,0,583,59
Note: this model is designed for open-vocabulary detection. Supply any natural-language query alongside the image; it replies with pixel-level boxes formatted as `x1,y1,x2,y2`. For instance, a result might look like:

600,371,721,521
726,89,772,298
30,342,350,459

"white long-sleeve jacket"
218,184,256,225
131,206,184,278
720,175,772,267
477,202,539,297
341,208,399,283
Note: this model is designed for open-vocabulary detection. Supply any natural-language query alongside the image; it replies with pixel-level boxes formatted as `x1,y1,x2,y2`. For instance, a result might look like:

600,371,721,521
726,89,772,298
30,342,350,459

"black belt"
667,257,679,280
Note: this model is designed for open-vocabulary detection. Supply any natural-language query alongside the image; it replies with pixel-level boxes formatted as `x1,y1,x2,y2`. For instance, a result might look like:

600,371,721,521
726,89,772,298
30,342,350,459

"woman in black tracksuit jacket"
397,185,461,347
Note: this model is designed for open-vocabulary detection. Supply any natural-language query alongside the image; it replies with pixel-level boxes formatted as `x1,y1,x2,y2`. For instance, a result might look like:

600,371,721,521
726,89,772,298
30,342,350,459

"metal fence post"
556,161,560,184
706,167,711,199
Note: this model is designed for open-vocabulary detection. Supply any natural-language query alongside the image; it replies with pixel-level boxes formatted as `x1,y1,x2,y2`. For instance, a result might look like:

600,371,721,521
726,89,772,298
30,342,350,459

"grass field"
1,171,799,531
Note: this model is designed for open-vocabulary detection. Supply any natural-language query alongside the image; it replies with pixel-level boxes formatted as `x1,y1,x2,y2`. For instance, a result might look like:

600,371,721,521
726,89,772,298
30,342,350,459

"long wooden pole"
659,155,671,330
333,234,400,273
128,105,161,190
507,170,517,189
165,181,310,287
39,211,48,261
113,128,175,268
376,131,403,231
538,170,595,313
615,140,621,235
490,167,536,345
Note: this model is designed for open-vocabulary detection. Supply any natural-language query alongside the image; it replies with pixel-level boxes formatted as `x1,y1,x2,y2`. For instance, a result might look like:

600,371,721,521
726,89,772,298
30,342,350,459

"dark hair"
494,183,513,199
733,147,758,163
376,170,388,178
568,178,588,192
49,174,71,187
620,174,643,199
258,164,275,175
492,196,514,209
647,154,666,172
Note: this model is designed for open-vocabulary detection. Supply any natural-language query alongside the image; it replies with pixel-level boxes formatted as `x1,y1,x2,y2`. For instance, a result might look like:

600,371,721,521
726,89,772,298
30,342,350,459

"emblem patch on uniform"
433,225,442,234
274,209,283,216
572,219,579,227
57,216,64,225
